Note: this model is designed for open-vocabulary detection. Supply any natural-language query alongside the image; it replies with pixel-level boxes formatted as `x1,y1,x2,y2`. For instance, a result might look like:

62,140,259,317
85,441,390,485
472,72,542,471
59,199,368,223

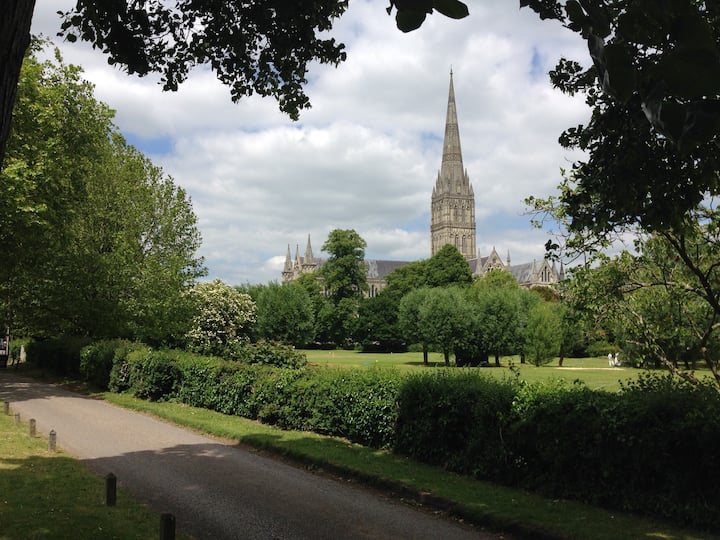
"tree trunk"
0,0,36,170
422,345,428,366
494,352,500,366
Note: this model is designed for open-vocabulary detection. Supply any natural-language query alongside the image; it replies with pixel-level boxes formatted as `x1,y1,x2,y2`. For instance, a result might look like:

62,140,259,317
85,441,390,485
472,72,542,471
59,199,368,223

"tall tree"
1,47,205,341
320,229,368,304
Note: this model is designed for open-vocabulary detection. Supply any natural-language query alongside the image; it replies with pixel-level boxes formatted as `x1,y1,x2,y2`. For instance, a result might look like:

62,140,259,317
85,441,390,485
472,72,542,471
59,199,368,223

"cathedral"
282,72,563,293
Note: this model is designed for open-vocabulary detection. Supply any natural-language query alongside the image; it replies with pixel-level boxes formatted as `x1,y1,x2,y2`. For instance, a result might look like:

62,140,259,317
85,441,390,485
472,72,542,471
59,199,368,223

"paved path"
1,373,499,539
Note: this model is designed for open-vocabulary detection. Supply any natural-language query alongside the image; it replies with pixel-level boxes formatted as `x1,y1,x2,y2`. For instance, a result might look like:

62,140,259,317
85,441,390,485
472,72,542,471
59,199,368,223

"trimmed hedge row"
25,338,720,531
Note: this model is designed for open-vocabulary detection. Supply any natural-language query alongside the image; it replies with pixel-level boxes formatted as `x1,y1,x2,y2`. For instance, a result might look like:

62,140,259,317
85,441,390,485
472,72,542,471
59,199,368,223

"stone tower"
431,70,476,259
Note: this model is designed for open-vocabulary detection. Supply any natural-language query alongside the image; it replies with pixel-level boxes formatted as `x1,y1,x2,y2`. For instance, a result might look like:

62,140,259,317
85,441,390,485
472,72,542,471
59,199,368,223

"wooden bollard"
29,419,36,437
14,412,20,425
48,430,57,451
3,401,8,415
160,513,176,540
105,473,117,506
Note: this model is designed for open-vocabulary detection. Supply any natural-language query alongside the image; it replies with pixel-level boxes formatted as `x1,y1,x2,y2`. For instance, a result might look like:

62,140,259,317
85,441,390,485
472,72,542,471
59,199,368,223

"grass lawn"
0,407,188,540
304,349,643,391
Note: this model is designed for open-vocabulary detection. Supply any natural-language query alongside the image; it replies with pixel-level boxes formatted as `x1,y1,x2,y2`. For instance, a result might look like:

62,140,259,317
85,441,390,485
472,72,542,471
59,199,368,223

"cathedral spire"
440,69,465,188
431,70,476,260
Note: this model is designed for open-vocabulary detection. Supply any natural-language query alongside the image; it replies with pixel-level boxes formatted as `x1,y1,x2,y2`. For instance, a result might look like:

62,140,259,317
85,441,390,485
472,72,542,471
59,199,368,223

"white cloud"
31,0,591,285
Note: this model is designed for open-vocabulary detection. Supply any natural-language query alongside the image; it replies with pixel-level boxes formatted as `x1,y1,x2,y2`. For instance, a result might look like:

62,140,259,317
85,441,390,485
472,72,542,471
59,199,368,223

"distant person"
614,352,620,366
608,352,614,367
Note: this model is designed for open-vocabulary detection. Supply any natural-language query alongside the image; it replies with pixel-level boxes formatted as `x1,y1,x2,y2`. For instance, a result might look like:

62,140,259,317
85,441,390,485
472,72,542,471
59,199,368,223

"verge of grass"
102,392,717,540
0,407,185,540
303,350,643,391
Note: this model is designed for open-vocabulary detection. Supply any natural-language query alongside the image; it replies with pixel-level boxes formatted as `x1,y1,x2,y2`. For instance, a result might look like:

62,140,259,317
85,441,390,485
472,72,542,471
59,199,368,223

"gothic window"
461,235,466,253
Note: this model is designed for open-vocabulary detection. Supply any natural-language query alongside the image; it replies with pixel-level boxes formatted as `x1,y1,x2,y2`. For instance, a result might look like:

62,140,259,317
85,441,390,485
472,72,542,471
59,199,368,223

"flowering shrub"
185,279,257,356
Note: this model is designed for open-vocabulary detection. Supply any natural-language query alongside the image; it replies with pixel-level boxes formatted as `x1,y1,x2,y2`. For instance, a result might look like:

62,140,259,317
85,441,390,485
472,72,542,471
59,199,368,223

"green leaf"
396,10,427,32
603,42,636,103
433,0,469,20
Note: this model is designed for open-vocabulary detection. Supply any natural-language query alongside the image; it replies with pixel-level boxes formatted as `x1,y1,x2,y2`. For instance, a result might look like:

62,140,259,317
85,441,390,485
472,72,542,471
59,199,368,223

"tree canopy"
1,47,205,342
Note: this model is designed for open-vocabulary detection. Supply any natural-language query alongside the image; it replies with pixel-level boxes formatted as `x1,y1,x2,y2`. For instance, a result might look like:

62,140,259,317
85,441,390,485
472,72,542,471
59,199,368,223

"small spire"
284,244,292,271
304,234,314,264
506,249,511,267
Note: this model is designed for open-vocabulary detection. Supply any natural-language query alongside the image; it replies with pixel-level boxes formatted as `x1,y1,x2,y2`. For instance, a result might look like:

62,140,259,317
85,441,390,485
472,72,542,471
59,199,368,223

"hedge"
25,338,720,531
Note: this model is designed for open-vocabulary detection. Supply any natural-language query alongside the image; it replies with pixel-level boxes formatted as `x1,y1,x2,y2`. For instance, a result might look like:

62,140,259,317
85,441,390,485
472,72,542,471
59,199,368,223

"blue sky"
31,0,591,285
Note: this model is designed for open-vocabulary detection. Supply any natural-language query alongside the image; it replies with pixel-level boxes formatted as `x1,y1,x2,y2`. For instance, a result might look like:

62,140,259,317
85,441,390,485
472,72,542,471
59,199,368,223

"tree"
524,301,563,366
356,291,406,352
185,280,257,356
398,287,434,365
0,1,35,167
398,286,468,366
471,287,524,366
253,282,315,347
525,1,720,236
320,229,368,303
425,244,473,287
1,47,205,342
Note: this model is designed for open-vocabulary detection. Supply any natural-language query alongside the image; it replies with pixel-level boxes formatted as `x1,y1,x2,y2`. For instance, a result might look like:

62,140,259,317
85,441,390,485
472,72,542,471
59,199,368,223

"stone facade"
281,72,563,290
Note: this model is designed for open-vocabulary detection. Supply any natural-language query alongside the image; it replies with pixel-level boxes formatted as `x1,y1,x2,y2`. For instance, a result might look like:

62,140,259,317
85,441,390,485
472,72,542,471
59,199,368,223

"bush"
80,340,140,389
25,337,92,375
585,339,616,357
125,349,179,401
227,340,307,368
394,371,516,479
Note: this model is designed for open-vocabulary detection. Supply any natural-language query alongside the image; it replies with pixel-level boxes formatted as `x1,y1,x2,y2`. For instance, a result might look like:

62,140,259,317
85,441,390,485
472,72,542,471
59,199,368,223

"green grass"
101,392,718,540
304,350,643,391
0,409,187,540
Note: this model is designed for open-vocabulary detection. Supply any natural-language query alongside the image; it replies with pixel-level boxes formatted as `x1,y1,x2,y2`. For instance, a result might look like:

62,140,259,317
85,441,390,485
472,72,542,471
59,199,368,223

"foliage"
1,47,205,341
129,350,401,448
394,371,516,479
386,0,469,32
355,292,407,352
227,340,308,369
57,1,351,121
25,336,92,375
523,301,564,366
79,339,140,389
317,229,368,346
320,229,368,304
185,279,257,356
253,282,315,346
424,244,473,287
523,0,720,234
62,335,720,529
125,349,180,401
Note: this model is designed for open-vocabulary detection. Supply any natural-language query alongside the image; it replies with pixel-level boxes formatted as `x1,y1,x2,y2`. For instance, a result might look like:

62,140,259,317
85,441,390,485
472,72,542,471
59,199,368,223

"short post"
14,412,20,425
160,512,176,540
105,473,117,506
29,418,36,437
48,430,56,452
3,401,9,415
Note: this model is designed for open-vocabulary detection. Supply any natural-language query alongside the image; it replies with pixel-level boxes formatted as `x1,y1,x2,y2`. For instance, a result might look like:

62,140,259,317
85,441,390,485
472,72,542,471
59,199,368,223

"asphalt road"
1,372,500,540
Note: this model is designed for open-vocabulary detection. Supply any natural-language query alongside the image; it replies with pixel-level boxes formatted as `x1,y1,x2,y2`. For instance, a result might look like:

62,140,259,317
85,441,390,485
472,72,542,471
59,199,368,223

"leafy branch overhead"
386,0,469,32
58,1,351,121
523,0,720,153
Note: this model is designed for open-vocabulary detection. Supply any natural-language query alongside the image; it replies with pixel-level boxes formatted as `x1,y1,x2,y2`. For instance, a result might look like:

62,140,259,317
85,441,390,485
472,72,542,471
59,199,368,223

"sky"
30,1,592,286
